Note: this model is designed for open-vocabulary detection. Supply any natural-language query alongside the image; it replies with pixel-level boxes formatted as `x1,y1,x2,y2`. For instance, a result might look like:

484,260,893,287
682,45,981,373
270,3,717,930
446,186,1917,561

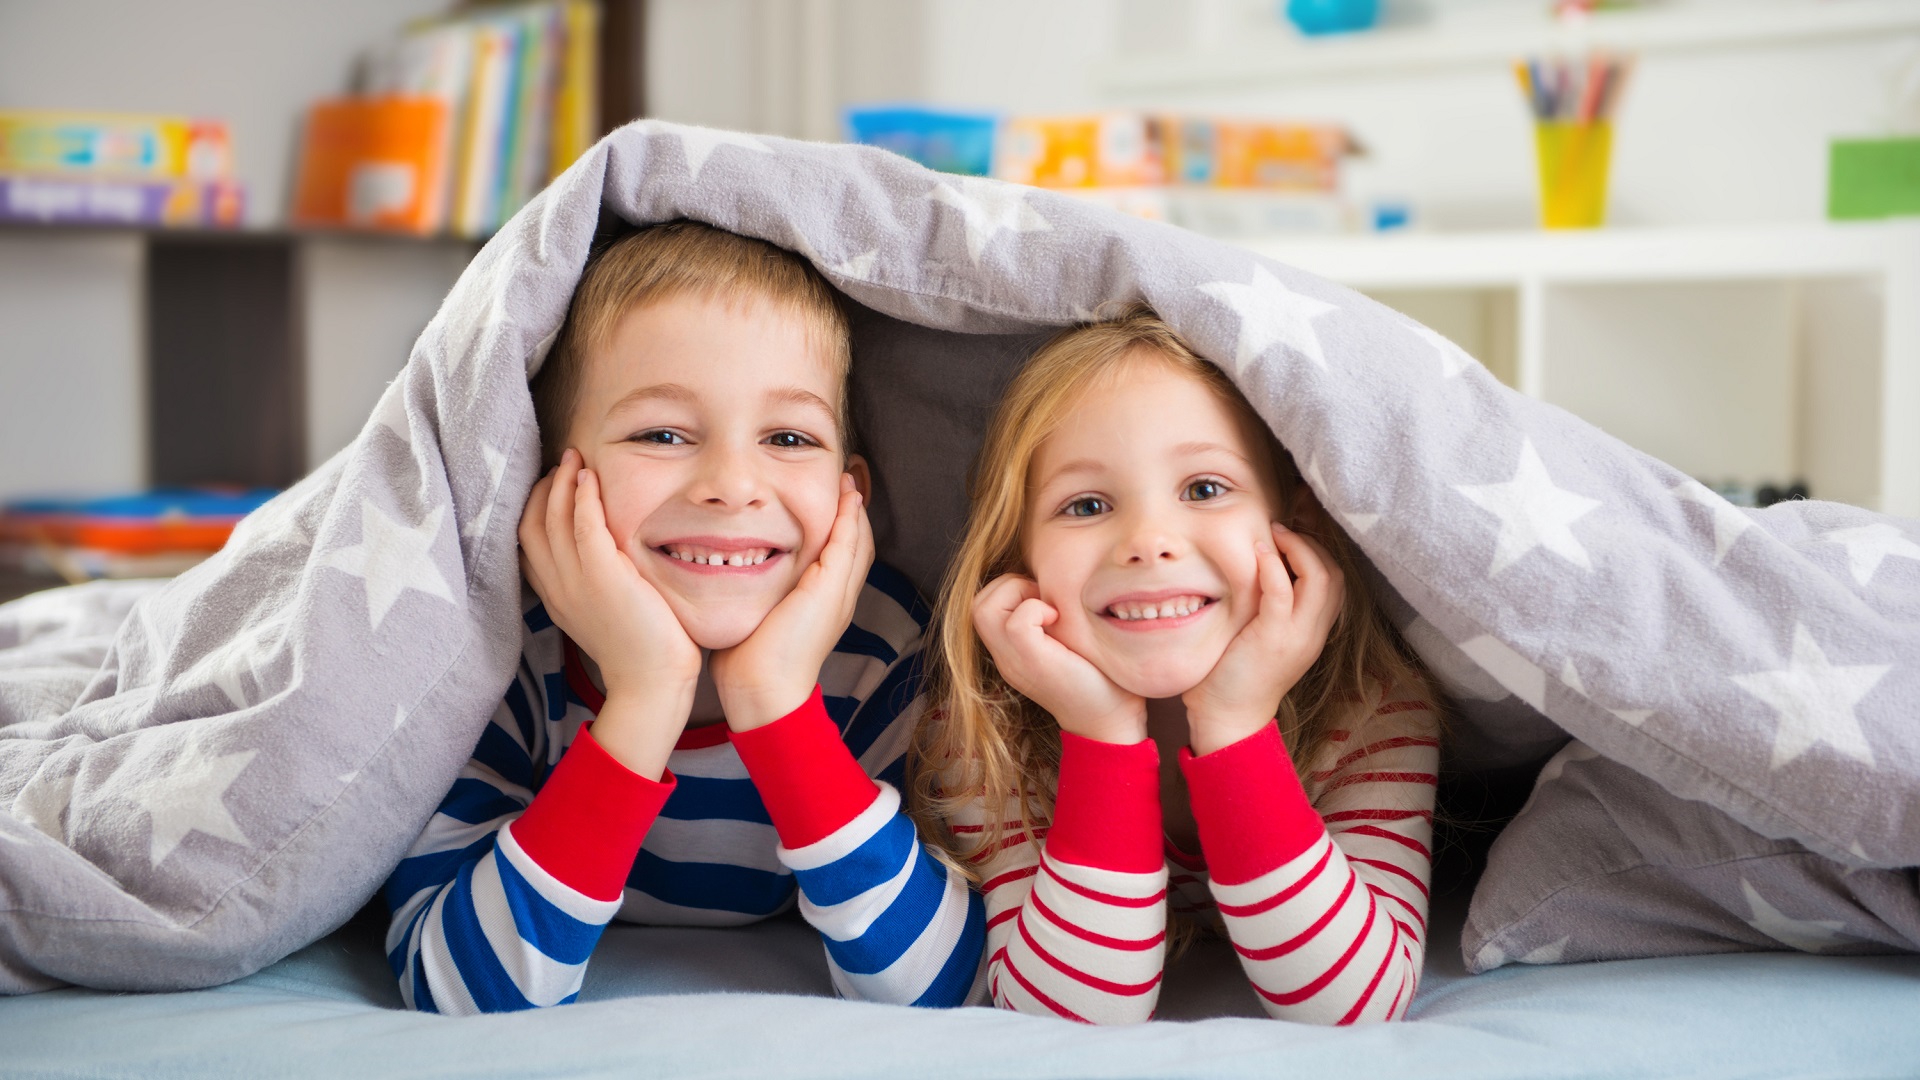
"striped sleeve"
381,668,673,1015
966,733,1169,1025
1183,682,1440,1025
736,685,986,1008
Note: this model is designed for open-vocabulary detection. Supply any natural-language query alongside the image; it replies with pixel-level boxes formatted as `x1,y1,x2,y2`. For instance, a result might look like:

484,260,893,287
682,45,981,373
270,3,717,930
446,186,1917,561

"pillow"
1464,741,1920,971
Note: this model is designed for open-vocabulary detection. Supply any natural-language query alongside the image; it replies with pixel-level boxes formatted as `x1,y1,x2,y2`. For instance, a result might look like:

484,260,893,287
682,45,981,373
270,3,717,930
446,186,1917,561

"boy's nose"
688,444,769,508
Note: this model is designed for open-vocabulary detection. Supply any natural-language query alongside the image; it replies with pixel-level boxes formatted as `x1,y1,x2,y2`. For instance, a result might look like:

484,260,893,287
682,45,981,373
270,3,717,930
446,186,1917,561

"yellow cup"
1533,121,1612,229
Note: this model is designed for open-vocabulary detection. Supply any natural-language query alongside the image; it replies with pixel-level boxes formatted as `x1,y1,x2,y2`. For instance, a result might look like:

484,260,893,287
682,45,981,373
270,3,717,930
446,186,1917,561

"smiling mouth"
656,543,782,568
1103,595,1215,623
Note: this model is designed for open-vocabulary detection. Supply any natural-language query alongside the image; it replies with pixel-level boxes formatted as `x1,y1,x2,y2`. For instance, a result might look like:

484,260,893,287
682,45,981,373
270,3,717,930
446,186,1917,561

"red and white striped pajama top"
951,678,1439,1025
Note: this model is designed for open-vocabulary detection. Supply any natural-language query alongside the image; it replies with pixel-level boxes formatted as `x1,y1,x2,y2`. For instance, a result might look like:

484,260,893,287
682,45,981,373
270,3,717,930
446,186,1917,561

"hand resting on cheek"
518,448,701,778
1180,522,1345,755
709,474,875,732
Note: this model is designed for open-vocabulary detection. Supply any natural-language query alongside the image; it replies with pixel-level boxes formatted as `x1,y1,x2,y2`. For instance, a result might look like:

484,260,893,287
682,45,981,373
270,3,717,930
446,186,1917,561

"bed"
5,886,1917,1079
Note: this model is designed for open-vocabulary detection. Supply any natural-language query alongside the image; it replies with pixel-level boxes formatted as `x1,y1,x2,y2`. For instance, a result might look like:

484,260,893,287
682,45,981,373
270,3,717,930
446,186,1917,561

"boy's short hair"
531,220,852,468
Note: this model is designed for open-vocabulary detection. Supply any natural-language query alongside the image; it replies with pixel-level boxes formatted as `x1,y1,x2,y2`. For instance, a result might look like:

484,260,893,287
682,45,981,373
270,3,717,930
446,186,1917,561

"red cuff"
1178,723,1324,886
1046,732,1163,874
508,725,676,901
729,686,880,849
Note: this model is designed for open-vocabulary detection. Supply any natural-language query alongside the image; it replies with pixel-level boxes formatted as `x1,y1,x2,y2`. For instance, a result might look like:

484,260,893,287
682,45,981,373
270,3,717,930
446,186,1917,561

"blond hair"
531,220,851,468
908,304,1432,877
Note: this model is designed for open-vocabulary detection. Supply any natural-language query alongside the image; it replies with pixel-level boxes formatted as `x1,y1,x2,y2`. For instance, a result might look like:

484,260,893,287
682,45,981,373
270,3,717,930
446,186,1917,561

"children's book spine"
549,0,600,179
0,111,235,182
487,15,528,233
0,174,242,227
454,22,515,237
505,4,558,224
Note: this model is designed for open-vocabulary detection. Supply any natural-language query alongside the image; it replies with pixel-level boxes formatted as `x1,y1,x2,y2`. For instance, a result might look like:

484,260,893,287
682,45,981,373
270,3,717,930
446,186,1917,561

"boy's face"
564,291,860,651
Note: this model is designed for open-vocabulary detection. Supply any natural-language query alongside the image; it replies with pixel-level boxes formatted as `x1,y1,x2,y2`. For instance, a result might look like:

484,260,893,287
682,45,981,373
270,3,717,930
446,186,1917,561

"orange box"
291,97,452,234
1169,119,1355,191
993,114,1170,188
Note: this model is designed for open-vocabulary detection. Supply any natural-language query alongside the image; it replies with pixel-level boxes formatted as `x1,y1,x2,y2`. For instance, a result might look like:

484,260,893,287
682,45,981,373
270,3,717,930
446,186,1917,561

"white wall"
0,235,144,500
0,0,449,227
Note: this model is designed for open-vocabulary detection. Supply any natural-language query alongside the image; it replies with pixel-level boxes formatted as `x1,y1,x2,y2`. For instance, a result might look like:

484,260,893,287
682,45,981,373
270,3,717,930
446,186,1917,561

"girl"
911,305,1441,1025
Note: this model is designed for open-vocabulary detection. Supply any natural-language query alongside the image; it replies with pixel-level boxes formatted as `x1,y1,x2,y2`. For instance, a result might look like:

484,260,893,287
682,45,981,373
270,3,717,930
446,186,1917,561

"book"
453,17,521,237
0,174,243,227
549,0,600,180
0,488,275,582
0,110,233,181
290,97,454,234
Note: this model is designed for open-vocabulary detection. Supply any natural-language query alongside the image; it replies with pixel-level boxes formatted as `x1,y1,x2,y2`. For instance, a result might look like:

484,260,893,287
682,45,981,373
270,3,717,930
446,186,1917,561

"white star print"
1402,617,1510,702
1517,936,1571,964
1819,523,1920,587
647,122,770,181
178,611,294,709
1739,879,1850,952
10,769,75,843
123,737,258,866
1408,321,1471,378
1561,660,1655,727
370,383,411,447
1519,740,1598,817
1196,264,1339,377
461,442,511,541
1300,454,1379,535
1729,623,1886,770
1456,439,1602,576
929,178,1051,265
1459,634,1547,710
791,232,878,284
1672,480,1754,566
1473,941,1507,970
320,500,458,632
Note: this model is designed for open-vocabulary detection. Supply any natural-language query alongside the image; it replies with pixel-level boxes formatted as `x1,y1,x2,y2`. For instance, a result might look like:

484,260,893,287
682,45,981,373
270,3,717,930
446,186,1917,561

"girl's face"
1023,351,1284,700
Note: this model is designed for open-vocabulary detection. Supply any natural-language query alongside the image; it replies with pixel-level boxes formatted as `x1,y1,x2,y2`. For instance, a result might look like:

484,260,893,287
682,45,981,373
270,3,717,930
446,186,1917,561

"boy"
383,222,984,1014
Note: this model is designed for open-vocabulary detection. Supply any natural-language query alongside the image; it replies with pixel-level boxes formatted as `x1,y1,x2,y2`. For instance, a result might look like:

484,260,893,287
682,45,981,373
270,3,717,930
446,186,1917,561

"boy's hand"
520,450,700,775
973,573,1147,745
710,474,873,731
1182,523,1344,757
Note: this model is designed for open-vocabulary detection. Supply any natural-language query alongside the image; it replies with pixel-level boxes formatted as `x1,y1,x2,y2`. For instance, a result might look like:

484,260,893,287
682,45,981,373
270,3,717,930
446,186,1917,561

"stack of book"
0,489,276,583
292,0,598,238
0,111,244,228
845,107,1362,237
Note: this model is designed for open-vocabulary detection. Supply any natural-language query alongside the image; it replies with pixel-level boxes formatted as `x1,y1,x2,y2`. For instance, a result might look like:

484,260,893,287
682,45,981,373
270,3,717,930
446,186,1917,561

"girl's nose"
1116,511,1186,565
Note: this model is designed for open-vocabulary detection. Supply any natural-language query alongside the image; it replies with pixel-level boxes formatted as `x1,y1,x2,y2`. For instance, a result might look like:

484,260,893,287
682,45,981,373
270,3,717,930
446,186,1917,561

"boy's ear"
846,454,873,503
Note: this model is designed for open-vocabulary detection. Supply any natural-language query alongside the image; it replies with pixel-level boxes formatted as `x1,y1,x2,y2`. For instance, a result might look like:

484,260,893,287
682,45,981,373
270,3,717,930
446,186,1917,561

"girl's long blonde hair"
908,304,1431,876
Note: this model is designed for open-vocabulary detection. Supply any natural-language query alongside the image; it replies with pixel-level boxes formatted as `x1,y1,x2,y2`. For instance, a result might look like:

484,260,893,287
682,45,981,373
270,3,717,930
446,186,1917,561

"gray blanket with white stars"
2,120,1916,992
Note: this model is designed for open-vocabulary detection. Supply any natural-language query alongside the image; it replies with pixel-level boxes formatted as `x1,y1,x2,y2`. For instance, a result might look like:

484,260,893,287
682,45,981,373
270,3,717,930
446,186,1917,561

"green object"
1828,137,1920,220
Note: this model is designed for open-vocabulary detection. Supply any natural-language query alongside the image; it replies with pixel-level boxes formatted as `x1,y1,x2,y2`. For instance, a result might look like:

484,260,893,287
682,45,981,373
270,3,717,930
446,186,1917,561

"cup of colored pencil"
1516,52,1631,229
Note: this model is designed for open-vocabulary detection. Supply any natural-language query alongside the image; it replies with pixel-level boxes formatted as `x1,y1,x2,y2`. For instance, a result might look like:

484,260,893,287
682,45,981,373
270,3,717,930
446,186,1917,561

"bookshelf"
1239,221,1920,516
1097,0,1920,95
0,0,648,513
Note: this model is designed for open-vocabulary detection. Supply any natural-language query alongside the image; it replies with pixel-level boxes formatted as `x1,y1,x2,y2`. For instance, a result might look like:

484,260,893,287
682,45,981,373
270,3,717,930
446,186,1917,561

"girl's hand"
1182,523,1344,757
519,449,702,704
711,474,873,731
973,573,1147,744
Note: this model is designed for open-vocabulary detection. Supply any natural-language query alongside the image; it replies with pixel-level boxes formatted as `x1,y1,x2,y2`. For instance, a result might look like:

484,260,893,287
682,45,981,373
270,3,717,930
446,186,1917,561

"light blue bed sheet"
4,894,1917,1079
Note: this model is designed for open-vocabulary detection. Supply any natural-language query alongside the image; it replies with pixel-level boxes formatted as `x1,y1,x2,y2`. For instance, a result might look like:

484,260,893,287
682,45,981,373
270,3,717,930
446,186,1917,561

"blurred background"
1,0,1917,596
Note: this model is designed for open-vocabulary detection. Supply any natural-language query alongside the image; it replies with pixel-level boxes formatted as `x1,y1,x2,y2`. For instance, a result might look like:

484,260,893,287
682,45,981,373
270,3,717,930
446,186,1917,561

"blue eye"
1062,496,1109,518
765,431,819,449
1184,479,1227,502
632,429,686,446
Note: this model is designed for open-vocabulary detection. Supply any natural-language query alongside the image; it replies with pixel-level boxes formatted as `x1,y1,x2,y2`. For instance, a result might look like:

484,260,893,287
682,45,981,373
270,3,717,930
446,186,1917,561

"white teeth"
663,545,773,566
1108,596,1207,621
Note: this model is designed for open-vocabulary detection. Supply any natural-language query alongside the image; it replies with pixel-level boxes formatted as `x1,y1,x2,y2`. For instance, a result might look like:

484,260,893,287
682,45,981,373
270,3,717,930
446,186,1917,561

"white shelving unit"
1098,0,1920,93
1238,221,1920,516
